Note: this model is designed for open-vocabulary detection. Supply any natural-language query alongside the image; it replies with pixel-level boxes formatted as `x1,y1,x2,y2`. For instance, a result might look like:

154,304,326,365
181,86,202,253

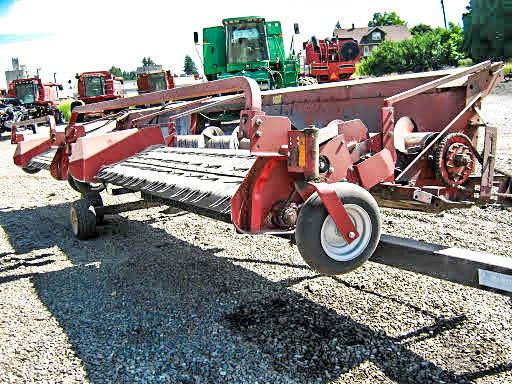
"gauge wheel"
83,193,104,224
295,182,381,275
70,199,97,240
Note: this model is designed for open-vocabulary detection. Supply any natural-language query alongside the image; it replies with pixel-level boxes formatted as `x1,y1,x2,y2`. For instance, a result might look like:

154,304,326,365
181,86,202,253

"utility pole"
441,0,448,29
54,72,58,98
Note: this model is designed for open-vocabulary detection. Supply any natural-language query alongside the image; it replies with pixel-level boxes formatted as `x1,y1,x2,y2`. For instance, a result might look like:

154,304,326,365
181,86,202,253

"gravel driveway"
0,81,511,384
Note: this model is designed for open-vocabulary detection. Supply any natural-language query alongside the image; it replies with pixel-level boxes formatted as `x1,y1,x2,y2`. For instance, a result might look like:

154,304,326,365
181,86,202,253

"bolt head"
255,118,263,126
328,166,334,174
388,131,394,137
348,232,356,239
255,130,263,137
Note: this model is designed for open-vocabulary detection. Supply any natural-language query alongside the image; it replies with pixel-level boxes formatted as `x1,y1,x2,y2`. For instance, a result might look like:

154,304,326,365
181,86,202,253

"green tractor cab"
197,16,299,90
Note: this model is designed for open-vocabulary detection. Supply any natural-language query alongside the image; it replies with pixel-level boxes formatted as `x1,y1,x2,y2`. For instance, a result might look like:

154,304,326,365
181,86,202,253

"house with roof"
334,25,411,58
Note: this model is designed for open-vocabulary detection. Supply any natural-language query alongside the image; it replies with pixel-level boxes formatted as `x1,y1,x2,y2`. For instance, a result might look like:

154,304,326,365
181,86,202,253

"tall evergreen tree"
184,55,199,75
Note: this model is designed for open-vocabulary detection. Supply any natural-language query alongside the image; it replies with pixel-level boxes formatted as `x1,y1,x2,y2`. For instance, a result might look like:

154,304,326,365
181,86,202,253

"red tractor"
137,70,175,94
301,37,361,83
74,71,123,105
8,78,65,123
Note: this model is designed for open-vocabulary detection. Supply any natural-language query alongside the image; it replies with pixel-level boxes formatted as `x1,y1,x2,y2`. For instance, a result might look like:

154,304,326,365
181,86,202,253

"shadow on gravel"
0,203,511,383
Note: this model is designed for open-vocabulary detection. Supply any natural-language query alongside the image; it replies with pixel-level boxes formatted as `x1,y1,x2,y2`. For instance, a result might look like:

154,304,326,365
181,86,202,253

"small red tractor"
301,37,360,83
7,77,65,124
137,70,175,94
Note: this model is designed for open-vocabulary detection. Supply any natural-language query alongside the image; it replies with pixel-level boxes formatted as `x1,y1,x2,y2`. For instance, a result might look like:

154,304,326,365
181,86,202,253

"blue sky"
0,0,471,89
0,0,14,15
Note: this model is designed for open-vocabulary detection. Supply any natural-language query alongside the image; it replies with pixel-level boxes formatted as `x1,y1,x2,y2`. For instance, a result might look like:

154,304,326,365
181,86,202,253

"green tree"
410,24,433,36
358,23,464,76
122,70,137,80
183,55,199,75
142,57,155,67
109,66,122,77
368,12,407,27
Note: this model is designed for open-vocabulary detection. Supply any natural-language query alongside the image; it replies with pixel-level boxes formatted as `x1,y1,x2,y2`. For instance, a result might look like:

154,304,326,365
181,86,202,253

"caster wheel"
70,199,97,240
83,193,104,224
296,182,381,275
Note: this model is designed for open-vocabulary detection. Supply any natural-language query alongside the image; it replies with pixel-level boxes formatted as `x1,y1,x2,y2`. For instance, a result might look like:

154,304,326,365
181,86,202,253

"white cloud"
0,0,470,89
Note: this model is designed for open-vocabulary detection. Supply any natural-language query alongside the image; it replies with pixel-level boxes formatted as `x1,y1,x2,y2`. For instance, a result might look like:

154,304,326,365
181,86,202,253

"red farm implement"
11,61,512,296
301,37,360,83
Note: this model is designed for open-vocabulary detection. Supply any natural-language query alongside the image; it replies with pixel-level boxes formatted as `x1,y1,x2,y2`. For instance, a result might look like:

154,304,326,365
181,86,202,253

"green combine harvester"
195,16,300,90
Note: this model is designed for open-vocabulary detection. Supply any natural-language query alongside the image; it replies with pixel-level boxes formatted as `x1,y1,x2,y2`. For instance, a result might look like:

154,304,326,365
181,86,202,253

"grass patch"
505,62,512,76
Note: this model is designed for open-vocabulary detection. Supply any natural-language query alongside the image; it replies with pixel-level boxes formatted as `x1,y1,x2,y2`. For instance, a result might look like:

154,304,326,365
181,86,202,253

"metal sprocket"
434,133,476,188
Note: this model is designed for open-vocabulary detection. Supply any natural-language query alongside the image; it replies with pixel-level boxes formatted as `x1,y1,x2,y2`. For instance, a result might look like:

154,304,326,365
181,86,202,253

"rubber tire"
22,167,41,174
295,182,381,275
83,193,104,224
67,172,81,193
70,199,97,240
56,110,66,124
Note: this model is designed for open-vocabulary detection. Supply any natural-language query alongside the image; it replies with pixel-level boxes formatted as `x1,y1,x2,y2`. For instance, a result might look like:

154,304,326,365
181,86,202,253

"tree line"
357,12,468,76
108,56,199,80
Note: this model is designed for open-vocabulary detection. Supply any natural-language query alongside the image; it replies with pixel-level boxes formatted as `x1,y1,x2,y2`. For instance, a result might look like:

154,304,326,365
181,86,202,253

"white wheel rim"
320,204,372,262
71,207,79,235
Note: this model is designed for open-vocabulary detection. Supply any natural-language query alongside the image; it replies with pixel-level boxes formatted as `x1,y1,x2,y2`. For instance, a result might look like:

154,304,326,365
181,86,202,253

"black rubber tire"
56,110,66,124
21,167,40,174
295,182,381,275
67,172,81,193
83,193,104,224
70,199,97,240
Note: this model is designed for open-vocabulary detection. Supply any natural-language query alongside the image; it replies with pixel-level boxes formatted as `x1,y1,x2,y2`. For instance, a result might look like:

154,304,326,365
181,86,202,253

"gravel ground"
0,81,511,384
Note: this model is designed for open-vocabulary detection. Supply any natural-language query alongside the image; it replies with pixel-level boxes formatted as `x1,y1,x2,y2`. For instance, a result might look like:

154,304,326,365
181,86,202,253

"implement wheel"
83,192,104,224
296,183,381,275
70,199,97,240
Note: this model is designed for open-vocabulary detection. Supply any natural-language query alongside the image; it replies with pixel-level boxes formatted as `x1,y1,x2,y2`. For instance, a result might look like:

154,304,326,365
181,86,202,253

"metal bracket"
479,125,497,201
295,181,359,244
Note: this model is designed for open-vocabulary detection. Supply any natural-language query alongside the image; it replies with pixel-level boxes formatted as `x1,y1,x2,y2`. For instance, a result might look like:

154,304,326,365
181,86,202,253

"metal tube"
384,61,491,107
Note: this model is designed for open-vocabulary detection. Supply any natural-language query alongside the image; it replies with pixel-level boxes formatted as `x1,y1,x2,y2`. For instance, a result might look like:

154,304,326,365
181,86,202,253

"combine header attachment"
11,61,512,290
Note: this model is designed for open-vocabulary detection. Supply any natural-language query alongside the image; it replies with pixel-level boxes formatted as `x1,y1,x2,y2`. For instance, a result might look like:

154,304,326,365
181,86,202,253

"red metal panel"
353,149,395,189
319,135,353,183
13,138,52,167
247,114,290,156
232,158,299,234
68,127,165,182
